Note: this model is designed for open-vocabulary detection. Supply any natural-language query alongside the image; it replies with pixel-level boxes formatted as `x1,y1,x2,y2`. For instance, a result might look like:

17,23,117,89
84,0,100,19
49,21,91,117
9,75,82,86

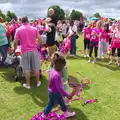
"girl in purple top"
41,56,75,119
88,22,102,64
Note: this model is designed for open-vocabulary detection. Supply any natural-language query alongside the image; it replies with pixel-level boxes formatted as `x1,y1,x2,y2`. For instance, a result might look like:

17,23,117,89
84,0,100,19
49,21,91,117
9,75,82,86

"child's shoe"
37,81,41,87
64,111,76,118
41,113,48,119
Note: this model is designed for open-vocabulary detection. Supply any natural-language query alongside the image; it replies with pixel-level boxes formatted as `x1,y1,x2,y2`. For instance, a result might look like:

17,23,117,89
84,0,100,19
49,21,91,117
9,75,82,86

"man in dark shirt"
45,17,56,57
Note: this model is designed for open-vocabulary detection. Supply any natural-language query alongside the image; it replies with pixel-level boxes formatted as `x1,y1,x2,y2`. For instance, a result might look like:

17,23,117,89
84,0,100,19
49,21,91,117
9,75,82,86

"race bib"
91,35,96,39
115,33,120,38
86,34,90,38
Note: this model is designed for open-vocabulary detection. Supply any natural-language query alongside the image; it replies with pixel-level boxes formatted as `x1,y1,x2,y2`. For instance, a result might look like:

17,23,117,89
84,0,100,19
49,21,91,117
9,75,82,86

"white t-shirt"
41,34,47,44
72,25,77,33
68,25,77,36
62,24,67,35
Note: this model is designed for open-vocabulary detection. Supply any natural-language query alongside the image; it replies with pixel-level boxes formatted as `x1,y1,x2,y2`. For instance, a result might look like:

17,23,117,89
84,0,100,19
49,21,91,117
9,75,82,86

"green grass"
0,35,120,120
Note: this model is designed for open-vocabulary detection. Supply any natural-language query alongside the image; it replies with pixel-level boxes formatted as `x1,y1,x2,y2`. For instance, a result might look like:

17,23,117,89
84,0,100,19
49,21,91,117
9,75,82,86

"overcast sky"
0,0,119,19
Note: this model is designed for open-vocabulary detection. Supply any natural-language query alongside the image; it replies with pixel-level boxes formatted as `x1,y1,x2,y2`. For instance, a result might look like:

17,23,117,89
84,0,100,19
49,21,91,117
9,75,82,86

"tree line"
0,10,17,22
0,5,107,22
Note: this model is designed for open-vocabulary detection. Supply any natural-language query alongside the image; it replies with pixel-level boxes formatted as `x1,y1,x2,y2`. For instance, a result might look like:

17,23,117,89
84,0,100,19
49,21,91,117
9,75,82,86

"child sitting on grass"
41,56,75,119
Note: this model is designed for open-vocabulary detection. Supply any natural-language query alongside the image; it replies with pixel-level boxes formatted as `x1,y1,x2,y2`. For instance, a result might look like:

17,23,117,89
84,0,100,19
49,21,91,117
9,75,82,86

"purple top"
48,68,68,97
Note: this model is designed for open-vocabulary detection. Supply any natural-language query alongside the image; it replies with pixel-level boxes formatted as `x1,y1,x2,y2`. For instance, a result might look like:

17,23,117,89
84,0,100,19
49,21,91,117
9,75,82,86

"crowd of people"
83,20,120,66
0,8,120,119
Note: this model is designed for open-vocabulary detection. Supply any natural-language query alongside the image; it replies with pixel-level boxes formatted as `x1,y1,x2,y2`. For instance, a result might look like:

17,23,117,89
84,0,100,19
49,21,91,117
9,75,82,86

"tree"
6,11,17,21
93,12,101,18
70,10,83,20
0,9,6,21
47,5,65,20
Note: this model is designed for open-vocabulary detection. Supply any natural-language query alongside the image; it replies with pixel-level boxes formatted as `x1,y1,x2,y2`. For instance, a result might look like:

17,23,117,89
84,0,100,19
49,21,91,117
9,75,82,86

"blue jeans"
0,45,8,65
18,40,20,46
70,36,76,55
44,91,67,115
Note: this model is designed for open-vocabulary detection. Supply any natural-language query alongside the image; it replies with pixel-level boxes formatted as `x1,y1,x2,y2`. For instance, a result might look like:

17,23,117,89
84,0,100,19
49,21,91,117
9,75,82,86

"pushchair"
4,47,42,81
4,51,23,81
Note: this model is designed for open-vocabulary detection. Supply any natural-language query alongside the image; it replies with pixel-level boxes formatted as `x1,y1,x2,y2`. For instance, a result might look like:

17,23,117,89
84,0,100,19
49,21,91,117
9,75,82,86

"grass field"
0,35,120,120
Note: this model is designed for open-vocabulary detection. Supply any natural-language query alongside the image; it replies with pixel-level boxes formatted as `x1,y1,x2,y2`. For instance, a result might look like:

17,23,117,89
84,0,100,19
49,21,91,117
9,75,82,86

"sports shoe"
87,55,89,57
84,55,87,58
88,58,91,63
102,56,104,59
108,61,112,65
37,81,41,87
117,63,120,67
64,111,76,118
23,84,31,89
41,113,48,119
92,58,96,64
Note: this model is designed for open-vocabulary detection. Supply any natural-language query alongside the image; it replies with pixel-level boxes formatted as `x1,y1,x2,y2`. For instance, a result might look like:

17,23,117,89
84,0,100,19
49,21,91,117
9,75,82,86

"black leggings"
11,31,15,41
84,39,90,50
109,38,112,45
89,42,98,58
112,48,120,57
55,41,59,48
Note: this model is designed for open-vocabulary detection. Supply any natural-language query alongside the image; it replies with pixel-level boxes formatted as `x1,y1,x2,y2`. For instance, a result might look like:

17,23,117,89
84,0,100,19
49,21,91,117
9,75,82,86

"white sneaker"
41,113,47,119
64,111,76,118
109,61,112,65
70,54,74,57
102,56,104,59
84,55,87,58
117,63,120,67
23,84,31,89
92,59,96,64
88,60,91,63
37,81,41,87
87,55,89,57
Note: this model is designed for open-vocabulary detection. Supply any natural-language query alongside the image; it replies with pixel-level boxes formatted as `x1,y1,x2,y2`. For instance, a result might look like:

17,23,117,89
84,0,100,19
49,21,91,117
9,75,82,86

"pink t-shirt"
15,23,39,53
84,27,91,40
90,28,101,42
100,29,108,42
111,31,120,48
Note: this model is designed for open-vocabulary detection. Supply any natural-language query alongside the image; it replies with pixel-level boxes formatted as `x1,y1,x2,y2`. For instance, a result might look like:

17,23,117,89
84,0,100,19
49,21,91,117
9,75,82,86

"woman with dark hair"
69,21,78,56
88,21,102,64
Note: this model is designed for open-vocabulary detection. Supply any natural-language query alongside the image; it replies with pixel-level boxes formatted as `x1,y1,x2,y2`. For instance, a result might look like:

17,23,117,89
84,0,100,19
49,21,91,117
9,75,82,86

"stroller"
4,53,23,81
4,46,42,81
4,47,24,80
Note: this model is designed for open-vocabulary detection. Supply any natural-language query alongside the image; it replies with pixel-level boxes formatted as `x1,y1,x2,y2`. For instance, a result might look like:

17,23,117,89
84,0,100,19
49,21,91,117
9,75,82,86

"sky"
0,0,119,19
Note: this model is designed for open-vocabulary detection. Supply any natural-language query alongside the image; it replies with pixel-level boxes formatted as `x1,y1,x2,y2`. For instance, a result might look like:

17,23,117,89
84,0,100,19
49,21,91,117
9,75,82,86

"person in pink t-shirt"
88,21,102,64
99,23,109,58
83,23,92,57
14,16,42,89
109,22,120,66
